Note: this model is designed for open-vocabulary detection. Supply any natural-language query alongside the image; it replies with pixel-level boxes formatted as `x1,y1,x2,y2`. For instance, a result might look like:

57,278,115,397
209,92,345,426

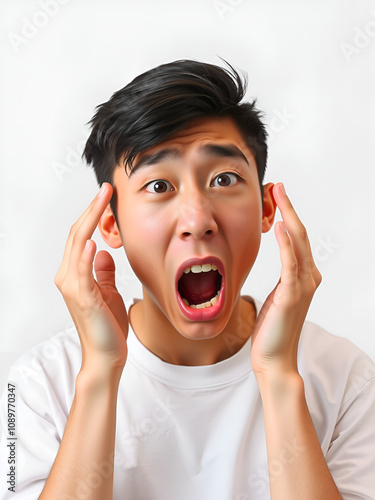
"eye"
211,173,241,187
145,180,173,194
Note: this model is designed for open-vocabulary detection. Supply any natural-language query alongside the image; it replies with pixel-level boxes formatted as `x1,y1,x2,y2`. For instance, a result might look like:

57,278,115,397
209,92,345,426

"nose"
176,188,218,240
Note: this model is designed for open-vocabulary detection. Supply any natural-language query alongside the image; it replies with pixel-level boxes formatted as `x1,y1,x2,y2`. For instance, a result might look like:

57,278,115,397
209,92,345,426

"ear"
98,205,123,249
261,182,277,233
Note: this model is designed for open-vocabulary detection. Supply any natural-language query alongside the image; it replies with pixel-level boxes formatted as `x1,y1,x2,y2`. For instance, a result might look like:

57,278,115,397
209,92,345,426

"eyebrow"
131,149,180,174
199,143,249,165
131,142,249,175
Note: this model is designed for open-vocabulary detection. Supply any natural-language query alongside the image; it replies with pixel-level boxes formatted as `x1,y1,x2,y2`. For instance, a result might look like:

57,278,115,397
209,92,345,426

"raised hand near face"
250,183,322,378
54,183,128,376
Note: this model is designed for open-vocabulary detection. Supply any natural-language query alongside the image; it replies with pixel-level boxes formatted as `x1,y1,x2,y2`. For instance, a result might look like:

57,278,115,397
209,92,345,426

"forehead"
133,117,254,166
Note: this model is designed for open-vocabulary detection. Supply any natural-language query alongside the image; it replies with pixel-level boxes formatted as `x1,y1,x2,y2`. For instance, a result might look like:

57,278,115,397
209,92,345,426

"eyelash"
144,180,174,194
144,172,243,194
210,172,243,187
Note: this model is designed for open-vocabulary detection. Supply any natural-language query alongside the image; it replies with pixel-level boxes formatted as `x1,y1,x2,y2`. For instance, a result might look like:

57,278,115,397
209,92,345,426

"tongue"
178,270,220,305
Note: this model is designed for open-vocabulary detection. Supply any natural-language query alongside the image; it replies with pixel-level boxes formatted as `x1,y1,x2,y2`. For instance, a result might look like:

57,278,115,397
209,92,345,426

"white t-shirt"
1,298,375,500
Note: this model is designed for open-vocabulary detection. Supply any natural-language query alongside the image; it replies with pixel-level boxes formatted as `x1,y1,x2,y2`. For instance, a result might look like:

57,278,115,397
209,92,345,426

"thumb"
94,250,117,289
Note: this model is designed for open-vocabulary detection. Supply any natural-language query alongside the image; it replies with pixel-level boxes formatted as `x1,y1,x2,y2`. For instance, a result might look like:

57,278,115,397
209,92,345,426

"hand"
54,183,128,375
250,183,322,377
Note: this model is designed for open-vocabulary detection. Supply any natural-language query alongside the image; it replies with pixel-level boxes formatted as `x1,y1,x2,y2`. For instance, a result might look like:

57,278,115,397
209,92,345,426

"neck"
129,293,256,366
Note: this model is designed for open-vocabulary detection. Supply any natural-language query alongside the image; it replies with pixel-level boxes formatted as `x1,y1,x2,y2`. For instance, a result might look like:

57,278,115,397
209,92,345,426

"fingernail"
97,184,106,198
279,183,286,195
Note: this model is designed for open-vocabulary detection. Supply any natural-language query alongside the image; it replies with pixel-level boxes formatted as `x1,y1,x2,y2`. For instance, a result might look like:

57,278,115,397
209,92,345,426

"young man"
1,61,374,500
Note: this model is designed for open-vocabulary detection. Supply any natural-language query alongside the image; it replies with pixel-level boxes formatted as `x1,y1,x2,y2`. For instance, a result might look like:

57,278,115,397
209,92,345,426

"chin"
174,313,230,342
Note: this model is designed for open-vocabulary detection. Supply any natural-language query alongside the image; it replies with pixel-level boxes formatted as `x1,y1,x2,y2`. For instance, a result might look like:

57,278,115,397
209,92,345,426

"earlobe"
261,182,277,233
98,205,123,249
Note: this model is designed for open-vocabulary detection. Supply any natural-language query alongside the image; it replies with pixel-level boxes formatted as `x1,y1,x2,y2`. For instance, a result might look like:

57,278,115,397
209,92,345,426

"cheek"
225,198,262,282
120,202,165,247
118,204,170,289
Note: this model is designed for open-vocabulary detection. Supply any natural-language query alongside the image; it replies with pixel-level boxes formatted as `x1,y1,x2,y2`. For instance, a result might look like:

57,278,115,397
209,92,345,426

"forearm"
257,372,342,500
39,367,121,500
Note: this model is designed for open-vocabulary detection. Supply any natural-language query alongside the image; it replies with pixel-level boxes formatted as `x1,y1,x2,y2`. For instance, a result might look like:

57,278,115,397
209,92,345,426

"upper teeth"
183,263,218,274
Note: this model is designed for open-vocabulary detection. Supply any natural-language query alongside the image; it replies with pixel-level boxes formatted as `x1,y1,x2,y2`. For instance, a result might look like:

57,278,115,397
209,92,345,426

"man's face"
111,117,273,340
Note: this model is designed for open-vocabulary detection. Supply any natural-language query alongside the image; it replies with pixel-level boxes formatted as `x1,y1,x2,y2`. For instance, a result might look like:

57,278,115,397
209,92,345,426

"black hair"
83,59,268,217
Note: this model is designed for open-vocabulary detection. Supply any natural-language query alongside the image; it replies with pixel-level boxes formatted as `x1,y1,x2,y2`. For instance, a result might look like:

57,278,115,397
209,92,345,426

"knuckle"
298,225,308,240
306,281,316,294
68,222,78,237
70,219,86,239
60,280,74,300
59,281,68,296
288,260,298,275
303,276,319,296
299,257,312,279
315,269,323,287
72,229,85,247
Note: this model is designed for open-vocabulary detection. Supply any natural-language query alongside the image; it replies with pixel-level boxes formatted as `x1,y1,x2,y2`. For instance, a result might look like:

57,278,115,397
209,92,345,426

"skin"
39,117,343,500
100,117,276,365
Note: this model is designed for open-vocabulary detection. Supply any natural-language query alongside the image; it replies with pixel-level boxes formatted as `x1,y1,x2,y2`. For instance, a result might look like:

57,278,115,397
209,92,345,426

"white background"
0,0,374,394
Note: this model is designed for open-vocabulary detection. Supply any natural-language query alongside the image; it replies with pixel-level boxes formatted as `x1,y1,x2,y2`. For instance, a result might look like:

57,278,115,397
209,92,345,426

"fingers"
94,250,117,290
273,183,322,289
55,183,113,288
77,239,97,297
274,221,298,287
273,183,312,267
68,184,113,275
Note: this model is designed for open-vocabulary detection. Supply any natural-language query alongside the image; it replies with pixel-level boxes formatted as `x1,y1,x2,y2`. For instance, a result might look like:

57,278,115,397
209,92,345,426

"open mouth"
177,263,223,309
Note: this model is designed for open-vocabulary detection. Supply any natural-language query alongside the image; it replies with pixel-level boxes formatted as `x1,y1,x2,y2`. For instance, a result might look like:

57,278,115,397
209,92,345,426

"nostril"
181,229,213,238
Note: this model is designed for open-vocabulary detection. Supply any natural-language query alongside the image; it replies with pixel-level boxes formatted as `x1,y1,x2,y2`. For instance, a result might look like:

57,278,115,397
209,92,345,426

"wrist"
76,360,123,396
256,369,305,405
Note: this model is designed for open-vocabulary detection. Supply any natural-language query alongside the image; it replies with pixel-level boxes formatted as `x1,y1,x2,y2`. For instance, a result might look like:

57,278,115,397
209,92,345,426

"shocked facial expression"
110,117,273,341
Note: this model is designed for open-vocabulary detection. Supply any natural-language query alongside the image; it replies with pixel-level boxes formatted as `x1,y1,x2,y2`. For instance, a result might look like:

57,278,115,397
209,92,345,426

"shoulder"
296,323,375,497
252,296,375,411
7,322,81,391
298,319,375,414
0,323,82,445
298,319,375,383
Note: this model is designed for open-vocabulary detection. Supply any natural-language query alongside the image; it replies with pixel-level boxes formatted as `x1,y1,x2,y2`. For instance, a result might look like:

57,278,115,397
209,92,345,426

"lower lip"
176,283,225,321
